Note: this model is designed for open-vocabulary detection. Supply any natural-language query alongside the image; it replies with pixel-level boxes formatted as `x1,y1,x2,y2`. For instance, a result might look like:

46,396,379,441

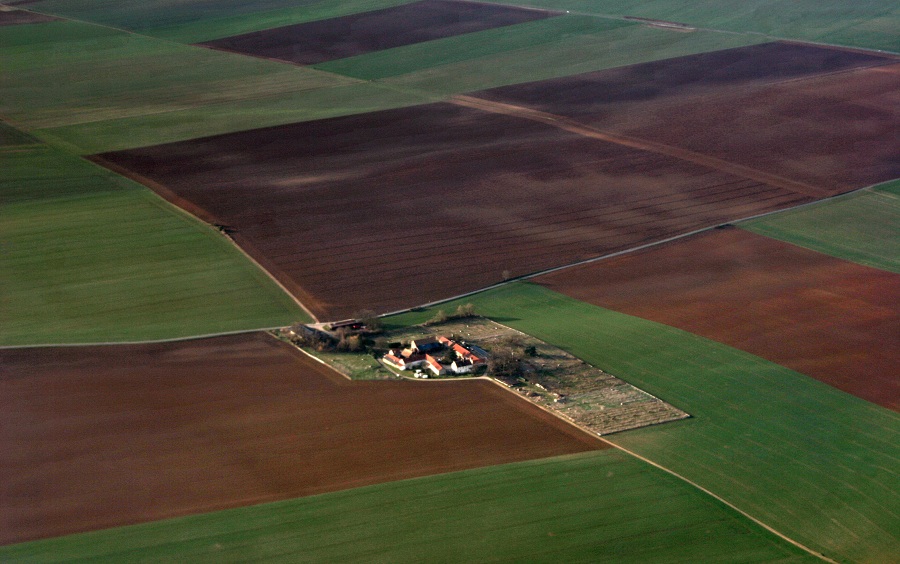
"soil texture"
536,228,900,410
0,332,602,545
475,42,900,194
96,103,811,319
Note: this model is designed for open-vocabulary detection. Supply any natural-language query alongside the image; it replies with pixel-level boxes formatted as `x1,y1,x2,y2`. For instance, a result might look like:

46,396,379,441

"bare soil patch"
96,103,811,319
474,42,900,194
0,8,57,26
536,229,900,410
199,0,558,65
0,332,602,545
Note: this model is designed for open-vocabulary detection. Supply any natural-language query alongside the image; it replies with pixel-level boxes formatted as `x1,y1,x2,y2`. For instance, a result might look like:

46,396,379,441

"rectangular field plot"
0,451,815,562
0,333,601,544
474,42,900,194
536,228,900,410
742,180,900,273
199,0,559,65
96,102,814,319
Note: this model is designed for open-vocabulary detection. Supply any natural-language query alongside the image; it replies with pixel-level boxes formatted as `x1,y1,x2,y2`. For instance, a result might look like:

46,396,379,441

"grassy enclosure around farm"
741,180,900,273
386,283,900,563
0,450,816,563
0,143,307,346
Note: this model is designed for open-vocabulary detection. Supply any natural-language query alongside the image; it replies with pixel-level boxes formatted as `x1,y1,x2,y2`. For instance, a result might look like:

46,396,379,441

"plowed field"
96,103,811,319
475,42,900,194
0,8,56,26
199,0,558,65
536,228,900,410
0,333,601,545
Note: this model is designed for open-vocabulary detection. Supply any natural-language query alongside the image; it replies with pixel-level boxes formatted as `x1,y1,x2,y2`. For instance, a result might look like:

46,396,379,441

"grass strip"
741,179,900,273
0,451,815,563
386,282,900,563
1,143,308,345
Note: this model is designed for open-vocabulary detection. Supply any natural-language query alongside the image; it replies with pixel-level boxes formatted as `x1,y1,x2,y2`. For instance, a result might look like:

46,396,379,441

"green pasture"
488,0,900,52
377,19,765,94
0,122,37,147
26,0,415,43
387,283,900,563
35,83,434,155
0,144,308,346
0,450,815,563
0,19,391,152
315,14,621,80
742,179,900,273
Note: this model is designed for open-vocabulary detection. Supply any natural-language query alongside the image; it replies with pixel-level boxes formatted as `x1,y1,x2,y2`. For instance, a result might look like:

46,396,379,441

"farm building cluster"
383,336,488,376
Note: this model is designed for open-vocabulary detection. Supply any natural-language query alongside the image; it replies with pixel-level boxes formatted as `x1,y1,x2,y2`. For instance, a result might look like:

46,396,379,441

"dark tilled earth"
0,333,602,544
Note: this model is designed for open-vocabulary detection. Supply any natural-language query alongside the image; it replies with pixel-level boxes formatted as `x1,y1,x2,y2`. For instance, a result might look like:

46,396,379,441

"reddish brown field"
0,8,56,26
536,228,900,411
475,42,900,194
96,102,812,319
199,0,557,65
0,332,602,544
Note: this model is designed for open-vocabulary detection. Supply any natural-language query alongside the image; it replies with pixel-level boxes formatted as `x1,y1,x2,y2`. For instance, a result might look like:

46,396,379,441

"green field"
35,82,434,155
25,0,415,43
488,0,900,52
6,5,768,154
0,21,354,130
0,450,816,562
387,283,900,563
7,8,766,154
376,19,765,94
742,180,900,273
0,19,434,154
0,143,308,346
0,122,38,147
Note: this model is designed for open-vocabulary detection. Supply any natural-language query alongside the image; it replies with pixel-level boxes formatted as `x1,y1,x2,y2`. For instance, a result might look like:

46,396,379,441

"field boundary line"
87,155,320,323
450,94,827,198
599,437,838,562
483,1,900,56
379,181,887,320
370,356,838,561
0,327,286,350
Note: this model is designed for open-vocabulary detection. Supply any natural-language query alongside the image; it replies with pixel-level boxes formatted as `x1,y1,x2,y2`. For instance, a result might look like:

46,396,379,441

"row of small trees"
424,303,477,325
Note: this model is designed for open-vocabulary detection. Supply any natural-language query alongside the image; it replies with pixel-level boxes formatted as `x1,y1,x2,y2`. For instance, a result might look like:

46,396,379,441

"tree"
488,346,521,378
441,348,458,365
426,309,448,325
354,309,382,332
454,303,476,318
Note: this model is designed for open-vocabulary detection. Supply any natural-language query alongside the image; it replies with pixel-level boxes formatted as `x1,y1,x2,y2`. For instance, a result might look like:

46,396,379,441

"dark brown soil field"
199,0,558,65
475,42,900,194
536,228,900,411
0,332,602,544
0,8,57,25
96,102,813,319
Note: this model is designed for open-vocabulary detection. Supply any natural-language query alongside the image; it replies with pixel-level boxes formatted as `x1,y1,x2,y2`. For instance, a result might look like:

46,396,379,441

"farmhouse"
410,336,441,354
384,335,488,376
